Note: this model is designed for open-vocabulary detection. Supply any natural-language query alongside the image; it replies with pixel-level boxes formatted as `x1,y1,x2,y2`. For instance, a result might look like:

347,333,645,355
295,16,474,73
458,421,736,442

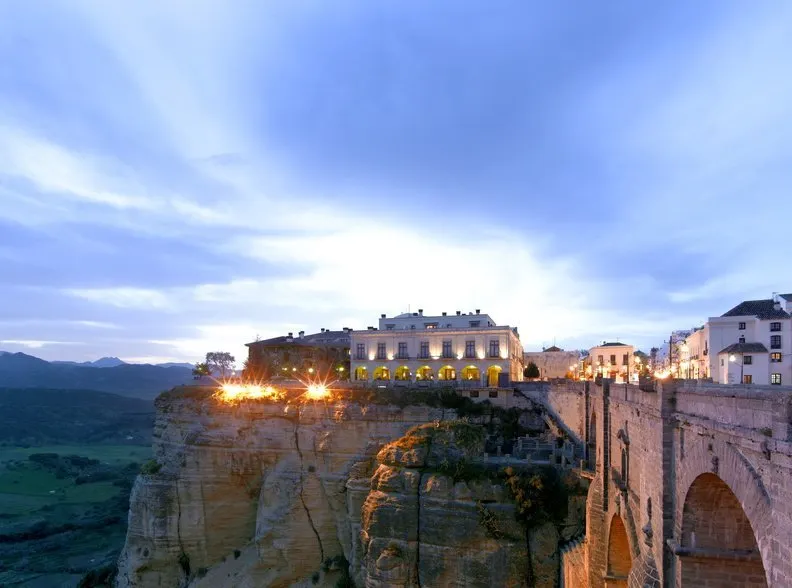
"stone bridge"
529,379,792,587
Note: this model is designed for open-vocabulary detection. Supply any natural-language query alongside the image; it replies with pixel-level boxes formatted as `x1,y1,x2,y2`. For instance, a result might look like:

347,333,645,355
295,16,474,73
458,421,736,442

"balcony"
355,354,366,360
395,354,410,360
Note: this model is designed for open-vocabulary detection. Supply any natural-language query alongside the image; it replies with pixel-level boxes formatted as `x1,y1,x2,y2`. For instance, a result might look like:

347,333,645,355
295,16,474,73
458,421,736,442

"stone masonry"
537,379,792,588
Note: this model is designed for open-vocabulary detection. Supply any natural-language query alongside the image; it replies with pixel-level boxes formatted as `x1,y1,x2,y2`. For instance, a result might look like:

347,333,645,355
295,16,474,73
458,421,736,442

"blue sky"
1,1,791,364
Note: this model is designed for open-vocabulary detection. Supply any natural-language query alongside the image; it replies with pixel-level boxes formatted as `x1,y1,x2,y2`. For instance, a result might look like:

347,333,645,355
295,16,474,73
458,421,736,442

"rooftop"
719,342,769,355
721,299,790,320
246,330,351,348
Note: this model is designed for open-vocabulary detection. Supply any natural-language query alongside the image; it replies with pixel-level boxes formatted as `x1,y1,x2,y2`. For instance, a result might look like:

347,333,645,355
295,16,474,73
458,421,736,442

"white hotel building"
350,310,524,387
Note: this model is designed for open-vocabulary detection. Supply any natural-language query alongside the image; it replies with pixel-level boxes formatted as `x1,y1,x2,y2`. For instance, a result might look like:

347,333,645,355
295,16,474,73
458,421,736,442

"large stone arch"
674,437,773,586
606,513,633,587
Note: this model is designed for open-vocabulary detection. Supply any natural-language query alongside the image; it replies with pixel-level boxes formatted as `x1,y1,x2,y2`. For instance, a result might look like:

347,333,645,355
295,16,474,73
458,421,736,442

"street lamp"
729,353,744,384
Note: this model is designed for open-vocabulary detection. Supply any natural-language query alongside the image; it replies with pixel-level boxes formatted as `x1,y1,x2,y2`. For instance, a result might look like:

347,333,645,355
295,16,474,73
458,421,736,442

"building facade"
680,325,710,379
350,309,524,386
244,329,351,381
523,346,580,380
586,342,639,383
707,294,791,385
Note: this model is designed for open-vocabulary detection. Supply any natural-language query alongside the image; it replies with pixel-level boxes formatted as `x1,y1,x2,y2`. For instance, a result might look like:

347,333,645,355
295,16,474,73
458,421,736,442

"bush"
141,459,162,475
234,549,241,559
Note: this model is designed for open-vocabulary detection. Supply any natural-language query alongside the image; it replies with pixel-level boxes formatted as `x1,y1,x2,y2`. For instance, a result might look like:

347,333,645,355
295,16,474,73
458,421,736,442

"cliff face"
116,390,450,587
360,422,530,588
116,388,583,588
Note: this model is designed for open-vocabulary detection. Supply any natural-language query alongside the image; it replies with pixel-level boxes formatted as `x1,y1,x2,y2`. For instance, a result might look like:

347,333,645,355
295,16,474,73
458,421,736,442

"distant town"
239,292,791,389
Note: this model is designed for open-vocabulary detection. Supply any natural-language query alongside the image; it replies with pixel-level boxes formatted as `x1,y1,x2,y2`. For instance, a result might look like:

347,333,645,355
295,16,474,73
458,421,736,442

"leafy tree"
205,351,235,378
192,362,210,379
524,361,540,379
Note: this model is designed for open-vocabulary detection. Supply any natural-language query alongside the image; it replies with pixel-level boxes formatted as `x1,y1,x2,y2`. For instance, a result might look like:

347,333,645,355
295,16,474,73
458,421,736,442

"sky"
1,1,791,365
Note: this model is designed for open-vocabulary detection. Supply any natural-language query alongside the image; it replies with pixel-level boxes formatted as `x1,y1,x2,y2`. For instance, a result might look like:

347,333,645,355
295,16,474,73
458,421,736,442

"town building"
680,325,709,379
244,329,351,381
349,309,524,386
523,346,580,380
586,342,639,383
707,293,791,385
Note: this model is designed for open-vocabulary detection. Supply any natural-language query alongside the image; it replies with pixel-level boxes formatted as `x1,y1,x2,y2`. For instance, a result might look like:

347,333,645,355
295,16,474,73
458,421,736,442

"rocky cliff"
116,387,584,587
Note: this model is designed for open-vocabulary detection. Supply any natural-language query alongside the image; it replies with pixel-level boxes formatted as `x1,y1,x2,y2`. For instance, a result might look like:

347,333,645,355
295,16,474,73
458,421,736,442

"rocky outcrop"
116,389,448,587
116,387,584,588
360,422,530,587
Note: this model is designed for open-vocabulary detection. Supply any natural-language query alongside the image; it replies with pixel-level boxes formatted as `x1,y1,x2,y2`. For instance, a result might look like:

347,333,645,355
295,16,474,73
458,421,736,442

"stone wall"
571,379,792,588
560,538,587,587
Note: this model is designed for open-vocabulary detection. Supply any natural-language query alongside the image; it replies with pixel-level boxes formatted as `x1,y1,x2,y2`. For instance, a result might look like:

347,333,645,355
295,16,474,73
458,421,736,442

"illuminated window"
771,373,782,385
739,322,746,330
771,353,782,362
743,375,752,384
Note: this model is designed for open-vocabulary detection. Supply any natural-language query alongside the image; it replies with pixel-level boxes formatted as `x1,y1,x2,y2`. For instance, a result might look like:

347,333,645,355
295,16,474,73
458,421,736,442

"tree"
524,361,540,380
205,351,236,378
192,362,210,379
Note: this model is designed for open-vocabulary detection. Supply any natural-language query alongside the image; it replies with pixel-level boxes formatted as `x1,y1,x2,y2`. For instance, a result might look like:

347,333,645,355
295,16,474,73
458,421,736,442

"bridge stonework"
543,379,792,588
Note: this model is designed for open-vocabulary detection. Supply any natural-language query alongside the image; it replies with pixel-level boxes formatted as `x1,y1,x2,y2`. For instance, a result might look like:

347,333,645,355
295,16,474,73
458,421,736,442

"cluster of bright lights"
217,383,281,403
653,370,671,380
305,383,330,400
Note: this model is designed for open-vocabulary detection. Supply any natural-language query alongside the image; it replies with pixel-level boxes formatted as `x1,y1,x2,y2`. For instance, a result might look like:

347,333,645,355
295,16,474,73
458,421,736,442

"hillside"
0,353,194,399
0,388,155,445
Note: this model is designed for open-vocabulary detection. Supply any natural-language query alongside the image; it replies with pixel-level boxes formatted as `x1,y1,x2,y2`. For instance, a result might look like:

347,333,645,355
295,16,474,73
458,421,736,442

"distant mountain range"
50,356,195,369
0,352,197,399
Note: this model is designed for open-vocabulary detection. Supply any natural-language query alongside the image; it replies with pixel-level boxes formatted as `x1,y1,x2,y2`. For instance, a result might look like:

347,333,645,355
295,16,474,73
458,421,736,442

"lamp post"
729,353,744,384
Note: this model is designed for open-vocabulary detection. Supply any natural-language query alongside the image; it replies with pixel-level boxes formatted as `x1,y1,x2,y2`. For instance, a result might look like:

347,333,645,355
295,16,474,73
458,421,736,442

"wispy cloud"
0,1,789,361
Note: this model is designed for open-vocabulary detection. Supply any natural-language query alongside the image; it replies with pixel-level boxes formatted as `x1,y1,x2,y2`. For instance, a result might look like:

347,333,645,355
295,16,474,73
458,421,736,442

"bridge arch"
606,513,632,587
675,438,773,586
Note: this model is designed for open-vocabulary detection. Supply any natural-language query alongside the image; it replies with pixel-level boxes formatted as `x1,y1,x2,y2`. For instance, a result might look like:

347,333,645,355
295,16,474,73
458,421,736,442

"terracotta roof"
718,342,769,354
721,299,790,320
599,342,628,347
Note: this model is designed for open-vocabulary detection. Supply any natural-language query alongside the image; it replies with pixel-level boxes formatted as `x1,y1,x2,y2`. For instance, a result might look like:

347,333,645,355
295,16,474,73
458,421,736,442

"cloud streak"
0,1,789,362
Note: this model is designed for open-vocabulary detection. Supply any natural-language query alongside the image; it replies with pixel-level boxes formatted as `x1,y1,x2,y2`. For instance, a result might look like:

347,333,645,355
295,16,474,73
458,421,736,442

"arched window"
355,366,368,381
395,366,411,381
438,365,456,380
461,365,480,380
373,366,390,381
416,366,434,380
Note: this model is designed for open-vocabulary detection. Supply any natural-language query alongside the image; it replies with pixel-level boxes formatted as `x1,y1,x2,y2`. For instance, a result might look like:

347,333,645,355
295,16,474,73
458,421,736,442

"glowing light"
457,353,463,360
306,383,329,400
337,366,344,372
477,351,485,359
292,367,297,372
729,354,736,362
217,383,281,403
308,367,315,374
387,353,394,360
368,353,375,361
653,370,671,379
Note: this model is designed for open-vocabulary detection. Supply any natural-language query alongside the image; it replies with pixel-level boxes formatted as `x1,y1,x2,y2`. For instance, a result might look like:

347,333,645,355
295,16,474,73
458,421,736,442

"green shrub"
140,459,162,475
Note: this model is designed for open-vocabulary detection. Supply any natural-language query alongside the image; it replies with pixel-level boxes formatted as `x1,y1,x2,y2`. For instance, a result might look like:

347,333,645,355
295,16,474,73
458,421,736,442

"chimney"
456,310,461,316
321,328,326,333
442,312,447,316
367,326,374,330
418,308,423,315
475,309,480,314
381,313,386,318
299,331,305,338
